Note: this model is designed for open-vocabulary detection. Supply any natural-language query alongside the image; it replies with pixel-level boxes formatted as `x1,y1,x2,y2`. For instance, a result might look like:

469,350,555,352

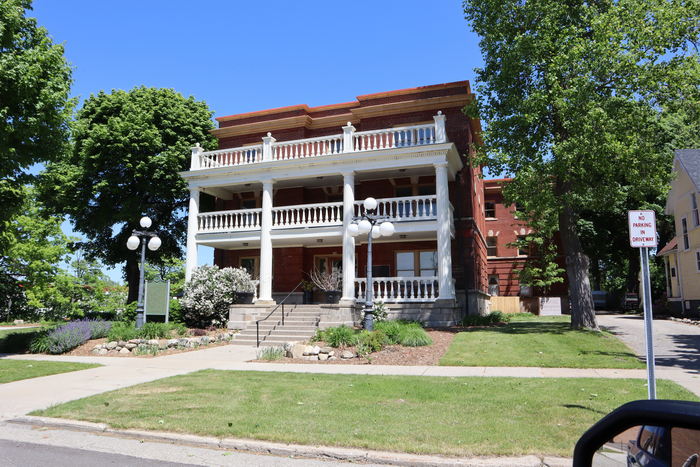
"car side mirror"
574,400,700,467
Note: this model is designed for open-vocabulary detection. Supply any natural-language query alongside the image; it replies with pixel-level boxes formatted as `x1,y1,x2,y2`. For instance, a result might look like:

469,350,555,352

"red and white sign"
628,210,657,248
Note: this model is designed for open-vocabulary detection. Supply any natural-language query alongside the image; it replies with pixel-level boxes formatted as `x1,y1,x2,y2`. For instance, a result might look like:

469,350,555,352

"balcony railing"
190,112,447,170
355,276,439,303
197,196,440,234
354,195,437,221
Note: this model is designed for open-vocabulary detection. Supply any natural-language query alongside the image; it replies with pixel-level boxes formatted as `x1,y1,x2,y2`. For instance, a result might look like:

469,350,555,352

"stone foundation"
228,304,271,330
466,289,491,317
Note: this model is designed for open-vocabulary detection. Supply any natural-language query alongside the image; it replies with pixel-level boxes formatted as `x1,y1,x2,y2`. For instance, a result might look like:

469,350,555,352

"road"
0,421,387,467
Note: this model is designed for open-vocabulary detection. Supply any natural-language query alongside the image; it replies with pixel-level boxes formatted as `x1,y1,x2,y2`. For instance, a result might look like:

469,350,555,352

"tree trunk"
559,205,598,330
126,257,140,304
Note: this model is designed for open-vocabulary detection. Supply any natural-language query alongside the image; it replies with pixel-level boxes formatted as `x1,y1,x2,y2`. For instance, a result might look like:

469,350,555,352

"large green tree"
0,0,72,250
464,0,700,329
40,87,216,302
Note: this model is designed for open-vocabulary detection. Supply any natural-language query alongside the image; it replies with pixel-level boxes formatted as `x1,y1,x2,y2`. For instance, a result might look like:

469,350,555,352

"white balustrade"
190,117,443,170
355,277,439,303
272,202,343,228
197,209,262,232
273,134,343,161
352,124,435,152
354,195,437,221
198,145,262,168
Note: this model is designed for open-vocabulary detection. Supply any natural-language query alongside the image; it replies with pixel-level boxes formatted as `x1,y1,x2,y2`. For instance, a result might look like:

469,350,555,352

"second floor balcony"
197,195,444,235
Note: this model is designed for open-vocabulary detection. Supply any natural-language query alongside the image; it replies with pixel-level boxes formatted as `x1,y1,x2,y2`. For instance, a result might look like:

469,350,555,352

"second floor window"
517,235,529,256
485,202,496,218
696,250,700,272
692,193,699,227
682,218,690,250
486,236,498,256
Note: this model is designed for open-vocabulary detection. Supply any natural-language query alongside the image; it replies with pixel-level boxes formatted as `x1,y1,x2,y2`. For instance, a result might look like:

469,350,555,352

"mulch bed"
255,329,459,365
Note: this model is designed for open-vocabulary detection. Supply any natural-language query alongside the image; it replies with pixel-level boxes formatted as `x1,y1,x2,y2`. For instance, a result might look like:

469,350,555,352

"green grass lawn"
0,359,100,384
32,370,696,457
440,314,644,368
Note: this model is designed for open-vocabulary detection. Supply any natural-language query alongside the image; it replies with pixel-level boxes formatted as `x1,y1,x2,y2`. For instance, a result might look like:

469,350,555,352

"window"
693,193,699,227
485,202,496,218
239,257,259,278
517,235,529,256
486,236,498,257
696,250,700,272
315,255,342,275
395,251,437,277
671,267,676,278
682,218,690,250
488,275,499,296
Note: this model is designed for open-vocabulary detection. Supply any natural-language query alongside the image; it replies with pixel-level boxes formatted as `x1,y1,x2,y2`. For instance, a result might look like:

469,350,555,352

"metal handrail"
255,281,304,347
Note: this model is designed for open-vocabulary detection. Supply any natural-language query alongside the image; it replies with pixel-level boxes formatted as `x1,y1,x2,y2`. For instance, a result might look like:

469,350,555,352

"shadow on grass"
463,321,574,335
562,404,607,415
578,350,638,359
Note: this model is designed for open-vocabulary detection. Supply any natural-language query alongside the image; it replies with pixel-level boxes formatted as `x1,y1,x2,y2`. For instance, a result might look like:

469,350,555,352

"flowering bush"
42,319,112,354
181,265,254,328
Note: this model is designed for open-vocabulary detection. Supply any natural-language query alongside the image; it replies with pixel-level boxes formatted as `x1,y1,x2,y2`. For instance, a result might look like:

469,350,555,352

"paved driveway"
597,313,700,395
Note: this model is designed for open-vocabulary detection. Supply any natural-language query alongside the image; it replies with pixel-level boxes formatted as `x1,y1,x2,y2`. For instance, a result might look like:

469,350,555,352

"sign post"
628,210,657,399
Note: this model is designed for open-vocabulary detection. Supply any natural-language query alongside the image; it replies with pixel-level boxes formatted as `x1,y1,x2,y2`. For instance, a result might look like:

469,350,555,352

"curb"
10,416,572,467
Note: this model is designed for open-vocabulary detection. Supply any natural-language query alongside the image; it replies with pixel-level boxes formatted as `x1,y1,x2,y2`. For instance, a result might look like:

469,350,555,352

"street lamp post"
126,216,161,328
347,197,395,331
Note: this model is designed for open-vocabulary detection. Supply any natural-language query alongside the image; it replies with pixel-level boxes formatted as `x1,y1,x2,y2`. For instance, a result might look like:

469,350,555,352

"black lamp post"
348,197,395,331
126,216,161,328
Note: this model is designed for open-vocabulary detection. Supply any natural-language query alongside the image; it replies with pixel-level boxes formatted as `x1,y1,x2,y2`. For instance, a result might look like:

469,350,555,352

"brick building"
179,81,557,329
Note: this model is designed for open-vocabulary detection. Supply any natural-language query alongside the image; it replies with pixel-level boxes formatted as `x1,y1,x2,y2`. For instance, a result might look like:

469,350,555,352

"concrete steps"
231,305,324,346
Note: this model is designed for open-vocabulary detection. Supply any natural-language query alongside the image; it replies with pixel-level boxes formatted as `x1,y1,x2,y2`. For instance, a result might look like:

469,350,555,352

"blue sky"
31,0,483,283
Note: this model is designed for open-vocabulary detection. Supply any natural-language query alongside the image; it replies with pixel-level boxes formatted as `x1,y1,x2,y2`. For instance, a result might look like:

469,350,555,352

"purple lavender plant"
45,319,112,354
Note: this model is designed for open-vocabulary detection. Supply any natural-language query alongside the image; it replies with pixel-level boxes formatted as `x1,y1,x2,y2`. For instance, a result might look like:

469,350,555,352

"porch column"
435,162,455,300
341,171,356,301
185,188,200,282
258,179,275,303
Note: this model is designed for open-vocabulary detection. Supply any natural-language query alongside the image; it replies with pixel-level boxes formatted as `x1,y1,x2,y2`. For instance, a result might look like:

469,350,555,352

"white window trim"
681,217,690,251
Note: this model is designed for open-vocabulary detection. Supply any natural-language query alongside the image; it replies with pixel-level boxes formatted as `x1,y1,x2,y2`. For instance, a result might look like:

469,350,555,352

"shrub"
355,330,388,356
374,320,404,344
181,265,251,328
28,332,52,353
397,326,432,347
168,322,188,336
257,346,285,361
372,301,388,322
45,320,93,354
318,325,357,348
190,328,207,337
138,322,170,339
108,322,139,342
462,311,512,327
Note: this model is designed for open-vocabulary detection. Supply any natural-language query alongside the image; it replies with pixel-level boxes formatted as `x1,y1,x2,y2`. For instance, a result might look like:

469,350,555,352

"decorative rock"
13,319,24,325
201,336,211,344
158,342,168,350
119,347,130,354
92,344,103,351
91,348,100,354
328,350,335,357
106,341,118,350
289,343,306,359
128,339,140,344
117,341,127,347
328,356,337,361
303,355,319,361
167,339,178,347
320,347,332,354
125,343,137,350
340,350,355,359
318,353,329,361
114,346,122,352
177,338,189,347
98,348,108,355
147,339,159,346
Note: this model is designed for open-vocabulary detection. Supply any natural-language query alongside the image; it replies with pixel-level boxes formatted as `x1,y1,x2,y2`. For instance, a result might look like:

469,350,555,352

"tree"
0,0,72,251
464,0,700,329
40,87,216,303
2,187,74,319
